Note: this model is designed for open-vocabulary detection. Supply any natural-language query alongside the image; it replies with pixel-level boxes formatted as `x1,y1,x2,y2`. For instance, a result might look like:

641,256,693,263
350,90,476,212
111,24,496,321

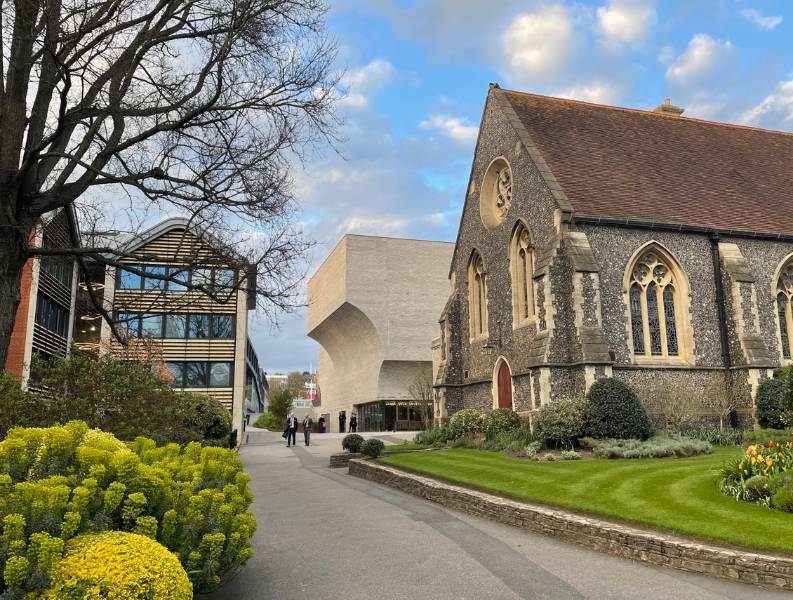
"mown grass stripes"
380,447,793,554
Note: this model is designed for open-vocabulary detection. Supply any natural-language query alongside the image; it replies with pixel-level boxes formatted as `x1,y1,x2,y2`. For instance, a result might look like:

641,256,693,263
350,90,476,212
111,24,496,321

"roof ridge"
499,87,793,139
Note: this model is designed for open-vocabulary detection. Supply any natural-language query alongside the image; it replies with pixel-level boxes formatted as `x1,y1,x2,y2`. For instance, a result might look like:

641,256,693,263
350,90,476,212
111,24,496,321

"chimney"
653,98,684,116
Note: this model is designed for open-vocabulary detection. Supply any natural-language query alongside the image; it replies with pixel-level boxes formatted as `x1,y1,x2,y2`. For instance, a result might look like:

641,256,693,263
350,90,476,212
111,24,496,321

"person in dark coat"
338,411,346,433
318,416,326,433
303,413,313,446
349,413,358,433
285,412,298,447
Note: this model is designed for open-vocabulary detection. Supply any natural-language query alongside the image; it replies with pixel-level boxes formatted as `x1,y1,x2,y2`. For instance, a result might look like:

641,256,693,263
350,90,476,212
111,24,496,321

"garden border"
348,459,793,591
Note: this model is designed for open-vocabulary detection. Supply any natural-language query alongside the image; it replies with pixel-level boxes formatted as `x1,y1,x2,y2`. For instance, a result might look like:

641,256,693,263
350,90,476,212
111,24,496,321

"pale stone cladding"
307,235,454,432
435,86,793,427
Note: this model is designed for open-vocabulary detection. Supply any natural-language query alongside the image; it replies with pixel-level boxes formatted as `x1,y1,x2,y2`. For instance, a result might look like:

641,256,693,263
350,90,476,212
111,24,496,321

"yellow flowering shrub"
39,532,191,599
0,422,255,596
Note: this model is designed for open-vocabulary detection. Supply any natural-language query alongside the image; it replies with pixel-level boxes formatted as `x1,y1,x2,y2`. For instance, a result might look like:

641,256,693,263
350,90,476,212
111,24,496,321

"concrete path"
208,430,789,600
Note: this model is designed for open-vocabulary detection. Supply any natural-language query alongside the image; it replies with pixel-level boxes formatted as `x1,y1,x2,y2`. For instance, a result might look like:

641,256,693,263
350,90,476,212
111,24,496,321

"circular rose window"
480,158,512,230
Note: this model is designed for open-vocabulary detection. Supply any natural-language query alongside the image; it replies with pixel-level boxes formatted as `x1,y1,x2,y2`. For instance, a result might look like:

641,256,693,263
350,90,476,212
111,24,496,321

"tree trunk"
0,218,32,370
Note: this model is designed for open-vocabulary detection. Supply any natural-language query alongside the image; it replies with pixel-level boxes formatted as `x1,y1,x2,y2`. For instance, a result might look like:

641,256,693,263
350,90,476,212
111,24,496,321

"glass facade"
356,401,431,432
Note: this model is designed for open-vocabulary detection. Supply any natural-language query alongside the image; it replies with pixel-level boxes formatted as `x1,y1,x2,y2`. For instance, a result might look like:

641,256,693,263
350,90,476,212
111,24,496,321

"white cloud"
666,34,736,87
741,80,793,127
740,9,782,31
338,59,396,109
657,44,676,66
554,81,621,104
596,0,656,46
419,114,479,145
502,5,575,87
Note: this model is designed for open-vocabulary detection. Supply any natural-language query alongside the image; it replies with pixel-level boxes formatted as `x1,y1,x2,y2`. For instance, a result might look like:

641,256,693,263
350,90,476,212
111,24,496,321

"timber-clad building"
434,85,793,426
98,218,258,438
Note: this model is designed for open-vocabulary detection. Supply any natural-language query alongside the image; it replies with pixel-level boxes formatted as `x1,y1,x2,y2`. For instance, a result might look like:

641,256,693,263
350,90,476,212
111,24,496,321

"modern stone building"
434,85,793,426
307,235,454,431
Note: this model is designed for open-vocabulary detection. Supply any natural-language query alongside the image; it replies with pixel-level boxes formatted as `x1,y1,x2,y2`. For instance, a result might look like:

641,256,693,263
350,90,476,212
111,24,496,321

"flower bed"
721,441,793,511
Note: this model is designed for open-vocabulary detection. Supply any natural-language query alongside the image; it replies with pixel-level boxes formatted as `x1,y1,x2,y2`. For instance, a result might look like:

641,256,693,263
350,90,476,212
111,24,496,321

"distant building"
5,207,79,385
86,217,258,439
266,373,289,392
307,234,454,432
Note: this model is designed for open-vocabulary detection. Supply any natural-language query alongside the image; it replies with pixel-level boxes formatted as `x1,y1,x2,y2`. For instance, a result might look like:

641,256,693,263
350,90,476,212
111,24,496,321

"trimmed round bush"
771,484,793,512
448,409,485,439
584,378,654,440
342,434,364,453
534,400,584,447
43,531,192,599
484,409,520,439
756,378,787,429
360,438,385,458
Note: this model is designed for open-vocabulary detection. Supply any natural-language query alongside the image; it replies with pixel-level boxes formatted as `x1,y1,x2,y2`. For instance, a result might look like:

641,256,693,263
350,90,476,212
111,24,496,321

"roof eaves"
571,215,793,241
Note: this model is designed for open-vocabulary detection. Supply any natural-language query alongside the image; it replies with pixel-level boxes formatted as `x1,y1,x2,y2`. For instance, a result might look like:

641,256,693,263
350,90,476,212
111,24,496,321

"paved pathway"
209,430,789,600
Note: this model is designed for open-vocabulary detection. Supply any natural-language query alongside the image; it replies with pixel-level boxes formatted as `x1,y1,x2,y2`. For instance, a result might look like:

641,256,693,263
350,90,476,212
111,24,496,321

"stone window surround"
772,252,793,363
622,241,694,366
468,250,489,342
479,157,513,231
509,221,537,330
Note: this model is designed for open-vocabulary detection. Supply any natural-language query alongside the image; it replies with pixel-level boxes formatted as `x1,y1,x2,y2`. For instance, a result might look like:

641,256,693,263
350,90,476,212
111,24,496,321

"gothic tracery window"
627,247,686,361
776,263,793,359
468,252,488,339
510,224,534,325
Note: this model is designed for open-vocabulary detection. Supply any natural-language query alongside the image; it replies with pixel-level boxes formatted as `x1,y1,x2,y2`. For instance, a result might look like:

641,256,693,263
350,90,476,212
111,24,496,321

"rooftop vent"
653,98,684,116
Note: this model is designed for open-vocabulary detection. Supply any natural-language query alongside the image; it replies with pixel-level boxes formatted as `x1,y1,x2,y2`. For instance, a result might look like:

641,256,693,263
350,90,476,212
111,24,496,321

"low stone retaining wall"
329,452,361,468
349,459,793,591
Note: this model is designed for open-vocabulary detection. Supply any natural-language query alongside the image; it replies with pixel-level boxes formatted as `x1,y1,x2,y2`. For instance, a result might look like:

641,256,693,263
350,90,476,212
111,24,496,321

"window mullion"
657,284,669,357
640,285,650,357
786,296,793,359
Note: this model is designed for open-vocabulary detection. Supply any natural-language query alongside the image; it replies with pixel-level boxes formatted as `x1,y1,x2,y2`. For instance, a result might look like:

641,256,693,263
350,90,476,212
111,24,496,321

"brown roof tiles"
501,89,793,237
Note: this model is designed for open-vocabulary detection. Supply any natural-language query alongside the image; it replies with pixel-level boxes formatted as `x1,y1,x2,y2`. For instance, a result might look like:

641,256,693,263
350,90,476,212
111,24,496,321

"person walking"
285,412,298,447
303,413,313,446
349,413,358,433
338,411,346,434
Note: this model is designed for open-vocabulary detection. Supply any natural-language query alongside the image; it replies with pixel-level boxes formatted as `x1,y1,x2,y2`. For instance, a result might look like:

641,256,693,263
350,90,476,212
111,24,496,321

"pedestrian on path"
349,413,358,433
285,413,298,447
338,411,346,433
303,413,313,446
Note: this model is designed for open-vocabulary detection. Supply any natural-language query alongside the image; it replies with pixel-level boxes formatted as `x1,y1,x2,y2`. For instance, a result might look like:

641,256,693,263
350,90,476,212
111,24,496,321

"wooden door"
497,362,512,409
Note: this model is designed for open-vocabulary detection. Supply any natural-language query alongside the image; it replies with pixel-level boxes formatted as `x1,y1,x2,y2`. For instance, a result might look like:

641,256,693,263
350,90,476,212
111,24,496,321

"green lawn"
380,447,793,555
382,442,431,453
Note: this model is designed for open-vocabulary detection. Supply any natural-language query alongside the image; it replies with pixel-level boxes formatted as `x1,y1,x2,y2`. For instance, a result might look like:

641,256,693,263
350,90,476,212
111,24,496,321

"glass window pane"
117,312,140,337
646,282,662,355
188,314,209,339
118,268,141,289
214,269,236,291
211,315,234,339
168,267,188,291
164,314,187,338
143,266,167,290
663,286,678,356
165,362,184,387
209,362,232,387
779,294,791,359
192,268,212,290
140,314,162,337
184,362,208,387
630,285,644,355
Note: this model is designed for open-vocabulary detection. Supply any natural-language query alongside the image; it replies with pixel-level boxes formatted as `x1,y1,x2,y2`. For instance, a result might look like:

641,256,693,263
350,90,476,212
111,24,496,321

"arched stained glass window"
775,264,793,360
510,225,534,326
627,247,687,360
469,252,488,339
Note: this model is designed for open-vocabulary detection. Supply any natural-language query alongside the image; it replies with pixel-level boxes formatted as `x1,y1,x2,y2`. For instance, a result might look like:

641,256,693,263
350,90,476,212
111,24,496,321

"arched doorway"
496,360,513,409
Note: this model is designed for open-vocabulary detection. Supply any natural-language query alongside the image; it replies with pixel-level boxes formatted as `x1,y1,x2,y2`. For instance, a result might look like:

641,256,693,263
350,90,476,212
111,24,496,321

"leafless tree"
0,0,338,366
407,369,434,427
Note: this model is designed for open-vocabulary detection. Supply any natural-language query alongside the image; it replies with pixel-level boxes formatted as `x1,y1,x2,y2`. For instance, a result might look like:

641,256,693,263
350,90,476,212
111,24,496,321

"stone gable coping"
349,459,793,591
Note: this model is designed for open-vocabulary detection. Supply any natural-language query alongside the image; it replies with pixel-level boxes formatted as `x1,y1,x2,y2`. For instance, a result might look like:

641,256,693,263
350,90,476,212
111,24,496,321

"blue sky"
255,0,793,373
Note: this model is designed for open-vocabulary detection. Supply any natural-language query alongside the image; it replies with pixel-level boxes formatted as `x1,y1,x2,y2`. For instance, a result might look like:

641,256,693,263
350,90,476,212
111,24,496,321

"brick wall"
4,258,34,380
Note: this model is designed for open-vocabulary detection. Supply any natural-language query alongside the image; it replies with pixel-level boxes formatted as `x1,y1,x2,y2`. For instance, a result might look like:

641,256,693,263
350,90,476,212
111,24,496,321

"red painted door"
497,362,512,409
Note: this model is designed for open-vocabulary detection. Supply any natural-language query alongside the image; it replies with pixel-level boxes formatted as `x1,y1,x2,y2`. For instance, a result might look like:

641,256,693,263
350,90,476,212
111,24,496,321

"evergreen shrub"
342,434,364,453
0,422,255,595
360,439,385,458
756,378,787,429
448,409,484,439
534,400,584,448
584,378,654,440
483,409,520,439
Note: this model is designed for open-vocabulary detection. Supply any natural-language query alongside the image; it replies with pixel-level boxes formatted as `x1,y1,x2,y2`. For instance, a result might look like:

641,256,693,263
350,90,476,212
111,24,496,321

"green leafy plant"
756,378,787,429
253,412,280,430
592,435,712,459
342,434,364,454
0,422,255,595
584,378,654,440
0,354,231,445
681,427,744,446
742,429,793,446
448,409,484,439
414,427,452,448
534,400,584,448
483,409,520,439
560,450,582,460
482,428,537,452
360,439,385,458
267,389,293,424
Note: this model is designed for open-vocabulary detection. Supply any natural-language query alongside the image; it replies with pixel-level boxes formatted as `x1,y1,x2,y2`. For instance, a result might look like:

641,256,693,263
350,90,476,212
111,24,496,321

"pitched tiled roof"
501,89,793,237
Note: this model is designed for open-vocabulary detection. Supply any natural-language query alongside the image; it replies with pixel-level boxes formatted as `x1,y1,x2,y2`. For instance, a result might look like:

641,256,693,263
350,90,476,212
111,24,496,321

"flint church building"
433,85,793,426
